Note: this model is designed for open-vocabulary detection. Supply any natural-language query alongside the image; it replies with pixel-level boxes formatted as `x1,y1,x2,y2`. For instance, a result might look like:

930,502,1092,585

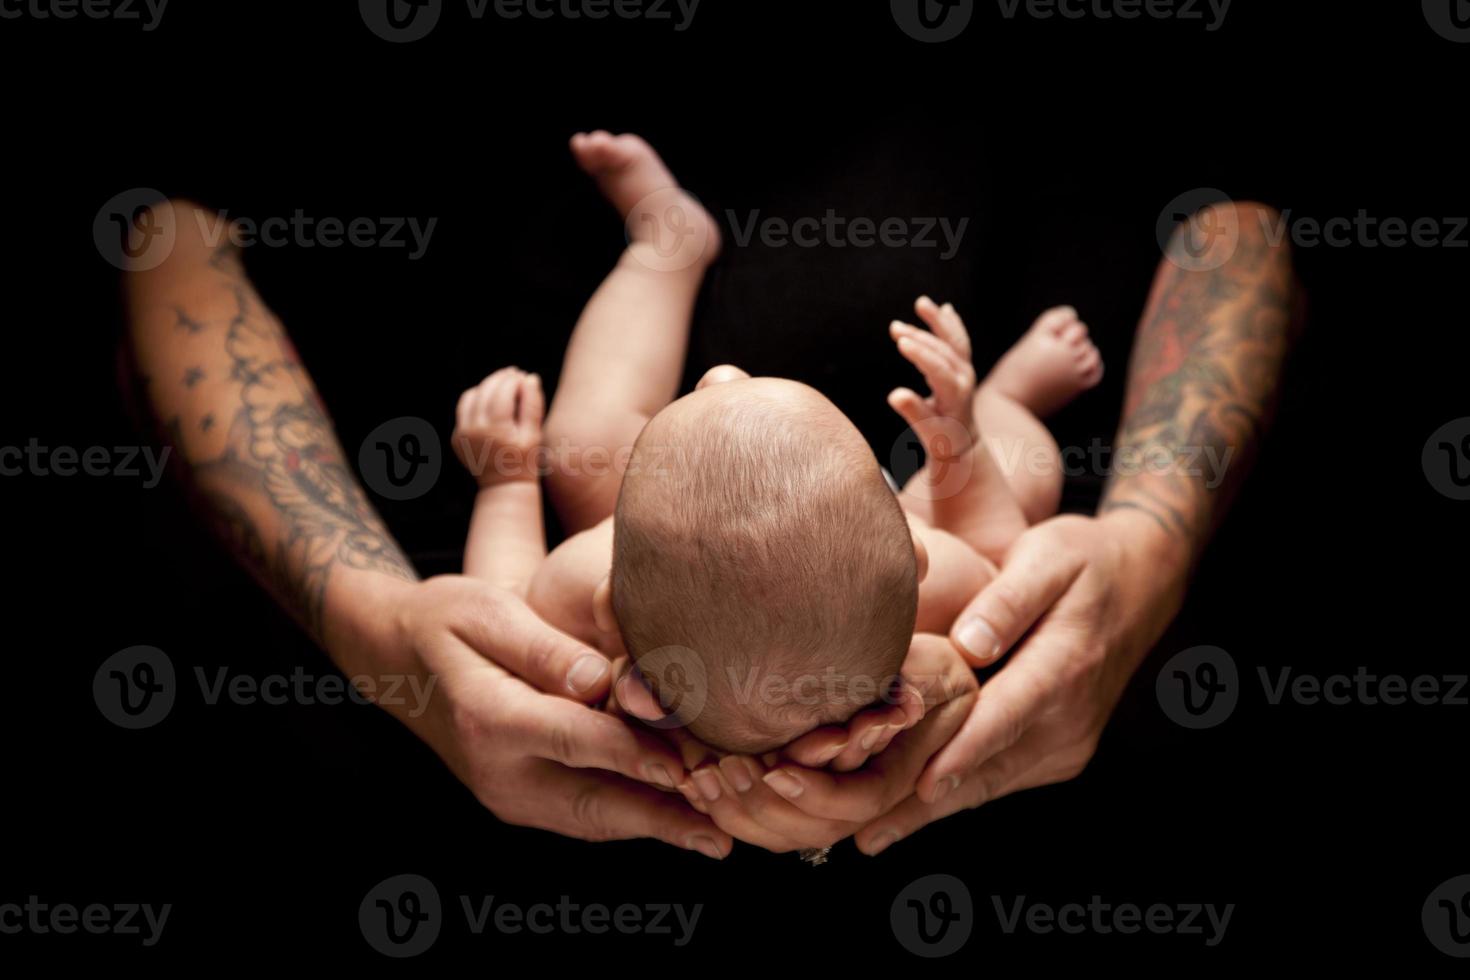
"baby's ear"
911,526,930,584
592,573,618,634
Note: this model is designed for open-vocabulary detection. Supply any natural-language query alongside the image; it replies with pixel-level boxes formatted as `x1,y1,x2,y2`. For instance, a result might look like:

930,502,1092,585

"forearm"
464,482,547,593
124,200,417,661
1100,201,1298,567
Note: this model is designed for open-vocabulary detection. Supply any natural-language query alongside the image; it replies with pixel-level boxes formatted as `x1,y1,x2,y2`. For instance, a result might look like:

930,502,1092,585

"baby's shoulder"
526,518,614,644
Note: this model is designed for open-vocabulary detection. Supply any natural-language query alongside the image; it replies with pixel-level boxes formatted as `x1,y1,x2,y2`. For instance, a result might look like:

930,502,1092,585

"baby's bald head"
611,378,918,753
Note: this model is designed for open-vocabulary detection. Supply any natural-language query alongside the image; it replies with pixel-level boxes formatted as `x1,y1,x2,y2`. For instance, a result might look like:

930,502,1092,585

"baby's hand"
452,367,545,487
888,295,978,462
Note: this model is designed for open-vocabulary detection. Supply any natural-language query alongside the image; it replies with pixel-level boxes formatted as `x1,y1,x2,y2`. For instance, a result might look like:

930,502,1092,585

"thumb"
457,586,614,702
949,531,1086,666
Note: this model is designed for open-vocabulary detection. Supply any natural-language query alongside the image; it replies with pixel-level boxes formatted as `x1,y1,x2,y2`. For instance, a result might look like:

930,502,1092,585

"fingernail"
762,769,804,799
566,655,609,693
816,741,848,765
875,723,903,752
866,830,898,855
860,726,883,751
645,763,676,790
932,773,961,802
954,617,1001,662
723,759,753,793
692,768,722,802
690,835,724,860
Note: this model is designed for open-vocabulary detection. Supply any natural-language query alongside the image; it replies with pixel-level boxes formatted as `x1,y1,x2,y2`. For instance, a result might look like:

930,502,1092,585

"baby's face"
611,369,919,754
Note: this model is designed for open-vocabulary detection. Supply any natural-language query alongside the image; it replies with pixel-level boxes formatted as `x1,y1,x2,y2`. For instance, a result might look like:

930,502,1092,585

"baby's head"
606,370,919,753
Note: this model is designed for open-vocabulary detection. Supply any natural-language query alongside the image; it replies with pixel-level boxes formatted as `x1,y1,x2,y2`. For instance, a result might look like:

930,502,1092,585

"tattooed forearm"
1100,202,1298,554
127,204,415,643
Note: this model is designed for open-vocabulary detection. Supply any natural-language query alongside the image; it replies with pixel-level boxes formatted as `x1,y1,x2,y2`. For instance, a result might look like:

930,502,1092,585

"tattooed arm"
1100,201,1299,557
124,204,416,650
122,201,725,855
772,203,1301,852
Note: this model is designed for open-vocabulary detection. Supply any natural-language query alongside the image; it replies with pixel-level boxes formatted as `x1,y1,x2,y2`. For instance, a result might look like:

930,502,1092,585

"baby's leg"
974,306,1103,523
544,131,721,534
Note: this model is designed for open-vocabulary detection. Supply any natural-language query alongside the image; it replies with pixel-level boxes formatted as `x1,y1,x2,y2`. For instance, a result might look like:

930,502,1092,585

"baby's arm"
453,367,547,595
888,299,1028,565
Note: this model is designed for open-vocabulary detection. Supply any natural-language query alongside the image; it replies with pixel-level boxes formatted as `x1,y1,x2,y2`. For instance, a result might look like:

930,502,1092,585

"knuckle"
984,580,1027,632
569,785,614,841
545,718,579,768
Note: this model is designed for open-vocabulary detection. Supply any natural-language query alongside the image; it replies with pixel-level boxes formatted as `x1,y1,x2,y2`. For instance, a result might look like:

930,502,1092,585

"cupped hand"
359,575,731,859
851,510,1189,853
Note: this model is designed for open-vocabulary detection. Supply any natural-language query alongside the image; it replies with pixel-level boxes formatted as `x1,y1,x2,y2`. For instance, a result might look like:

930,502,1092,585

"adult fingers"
525,763,731,859
916,650,1059,799
948,530,1087,667
857,732,1054,855
495,681,686,789
451,585,615,701
690,758,856,851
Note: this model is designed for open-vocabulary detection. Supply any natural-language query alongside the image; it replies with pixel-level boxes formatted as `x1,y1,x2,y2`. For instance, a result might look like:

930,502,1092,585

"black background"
3,0,1467,968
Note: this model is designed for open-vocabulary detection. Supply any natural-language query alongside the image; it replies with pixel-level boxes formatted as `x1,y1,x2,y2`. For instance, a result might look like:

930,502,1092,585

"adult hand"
342,574,731,859
852,510,1190,853
646,635,976,854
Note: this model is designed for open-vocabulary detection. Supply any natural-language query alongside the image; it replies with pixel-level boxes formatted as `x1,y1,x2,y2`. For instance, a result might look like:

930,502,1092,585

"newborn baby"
451,132,1103,755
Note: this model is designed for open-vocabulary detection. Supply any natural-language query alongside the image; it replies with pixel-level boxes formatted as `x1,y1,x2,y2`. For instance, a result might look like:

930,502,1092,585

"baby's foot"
982,306,1103,418
569,130,721,271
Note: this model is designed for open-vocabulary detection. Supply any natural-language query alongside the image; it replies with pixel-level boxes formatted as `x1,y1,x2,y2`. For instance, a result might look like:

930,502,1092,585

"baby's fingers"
518,372,545,430
915,296,973,360
887,386,934,432
894,330,966,405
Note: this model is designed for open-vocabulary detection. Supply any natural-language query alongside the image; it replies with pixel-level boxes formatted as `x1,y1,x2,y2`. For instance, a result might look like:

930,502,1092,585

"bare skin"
124,200,730,859
454,132,1108,853
764,201,1299,855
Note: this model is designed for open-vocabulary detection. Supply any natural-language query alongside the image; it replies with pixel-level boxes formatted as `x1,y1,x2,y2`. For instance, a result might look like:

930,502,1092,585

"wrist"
320,568,421,678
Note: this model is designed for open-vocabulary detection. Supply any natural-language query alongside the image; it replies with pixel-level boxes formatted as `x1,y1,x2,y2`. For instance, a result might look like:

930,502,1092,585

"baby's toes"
1058,319,1090,348
1033,305,1079,337
1076,344,1104,386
